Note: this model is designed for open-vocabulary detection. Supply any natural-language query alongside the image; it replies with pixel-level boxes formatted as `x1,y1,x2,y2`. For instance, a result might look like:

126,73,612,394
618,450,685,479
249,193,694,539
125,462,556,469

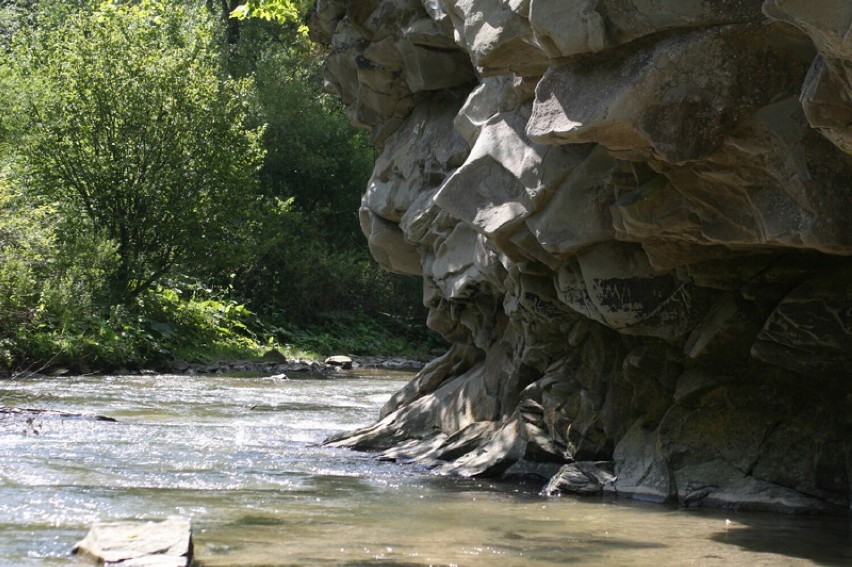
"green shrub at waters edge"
1,278,442,374
2,282,255,373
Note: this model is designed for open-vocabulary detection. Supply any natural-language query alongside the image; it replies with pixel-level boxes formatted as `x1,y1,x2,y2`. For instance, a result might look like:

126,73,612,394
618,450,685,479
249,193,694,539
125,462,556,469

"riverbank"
1,294,443,380
0,270,446,382
156,354,428,376
2,353,429,380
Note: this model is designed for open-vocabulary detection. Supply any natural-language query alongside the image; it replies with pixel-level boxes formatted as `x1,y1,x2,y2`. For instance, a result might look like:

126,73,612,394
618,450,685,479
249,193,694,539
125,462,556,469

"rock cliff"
311,0,852,512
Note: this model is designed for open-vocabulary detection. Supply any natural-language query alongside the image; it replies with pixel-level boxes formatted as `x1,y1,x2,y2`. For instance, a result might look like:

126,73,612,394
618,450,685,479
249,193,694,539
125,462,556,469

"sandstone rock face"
312,0,852,512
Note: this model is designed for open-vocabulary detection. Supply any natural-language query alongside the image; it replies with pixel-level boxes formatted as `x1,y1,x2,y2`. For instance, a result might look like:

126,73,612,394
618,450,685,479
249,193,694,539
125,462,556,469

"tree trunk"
220,0,242,45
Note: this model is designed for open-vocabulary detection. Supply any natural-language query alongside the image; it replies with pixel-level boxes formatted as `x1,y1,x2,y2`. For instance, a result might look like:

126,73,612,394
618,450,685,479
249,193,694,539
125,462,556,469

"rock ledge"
312,0,852,512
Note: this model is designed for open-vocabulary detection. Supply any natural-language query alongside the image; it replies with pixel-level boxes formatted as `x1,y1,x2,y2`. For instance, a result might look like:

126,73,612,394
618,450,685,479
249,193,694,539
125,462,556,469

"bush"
2,275,271,372
5,0,264,303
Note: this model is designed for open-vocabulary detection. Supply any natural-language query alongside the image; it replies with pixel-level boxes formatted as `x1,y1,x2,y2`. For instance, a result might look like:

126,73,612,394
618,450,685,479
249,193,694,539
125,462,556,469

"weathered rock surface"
312,0,852,512
72,519,192,566
324,355,354,369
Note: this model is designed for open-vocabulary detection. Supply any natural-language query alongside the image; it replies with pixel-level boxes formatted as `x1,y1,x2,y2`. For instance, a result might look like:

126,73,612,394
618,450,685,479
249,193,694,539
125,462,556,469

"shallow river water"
0,371,850,566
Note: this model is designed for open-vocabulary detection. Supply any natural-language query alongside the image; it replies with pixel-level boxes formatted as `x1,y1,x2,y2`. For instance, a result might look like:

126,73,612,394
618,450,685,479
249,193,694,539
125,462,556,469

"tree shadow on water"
710,517,852,566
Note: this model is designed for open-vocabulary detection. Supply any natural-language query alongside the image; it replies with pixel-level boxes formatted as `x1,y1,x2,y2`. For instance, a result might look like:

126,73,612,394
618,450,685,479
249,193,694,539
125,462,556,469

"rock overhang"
310,0,852,513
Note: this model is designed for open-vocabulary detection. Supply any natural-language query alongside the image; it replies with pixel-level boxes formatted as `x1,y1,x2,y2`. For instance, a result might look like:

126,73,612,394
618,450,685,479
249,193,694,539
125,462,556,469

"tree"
210,15,426,325
7,0,264,303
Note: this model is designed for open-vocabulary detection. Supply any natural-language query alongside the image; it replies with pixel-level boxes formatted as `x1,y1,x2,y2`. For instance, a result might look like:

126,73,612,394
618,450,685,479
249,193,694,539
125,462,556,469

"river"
0,371,850,566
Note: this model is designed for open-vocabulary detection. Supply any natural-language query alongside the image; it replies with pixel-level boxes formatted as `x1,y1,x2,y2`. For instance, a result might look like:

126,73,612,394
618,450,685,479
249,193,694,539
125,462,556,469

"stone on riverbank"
168,356,425,376
72,518,192,567
16,355,427,381
325,355,354,369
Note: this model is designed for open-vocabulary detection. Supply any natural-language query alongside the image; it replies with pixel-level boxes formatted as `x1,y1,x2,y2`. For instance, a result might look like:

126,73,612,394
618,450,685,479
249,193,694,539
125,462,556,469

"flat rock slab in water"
1,406,117,422
72,518,192,566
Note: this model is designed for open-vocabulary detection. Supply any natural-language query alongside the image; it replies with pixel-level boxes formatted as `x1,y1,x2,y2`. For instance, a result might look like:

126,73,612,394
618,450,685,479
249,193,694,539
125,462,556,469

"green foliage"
1,269,435,372
6,0,264,303
275,311,440,358
0,173,118,369
0,0,36,51
0,0,438,373
0,174,55,345
131,280,267,363
236,207,422,321
221,16,426,326
254,45,373,224
1,166,268,371
229,16,433,345
1,272,269,371
230,0,312,25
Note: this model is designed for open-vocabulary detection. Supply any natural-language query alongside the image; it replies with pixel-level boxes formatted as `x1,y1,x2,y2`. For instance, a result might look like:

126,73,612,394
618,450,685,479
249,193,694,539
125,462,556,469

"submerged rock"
1,406,117,422
313,0,852,512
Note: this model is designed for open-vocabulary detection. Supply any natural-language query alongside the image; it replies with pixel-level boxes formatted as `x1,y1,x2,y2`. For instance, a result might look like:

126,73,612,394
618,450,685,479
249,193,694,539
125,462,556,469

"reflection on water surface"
0,372,849,566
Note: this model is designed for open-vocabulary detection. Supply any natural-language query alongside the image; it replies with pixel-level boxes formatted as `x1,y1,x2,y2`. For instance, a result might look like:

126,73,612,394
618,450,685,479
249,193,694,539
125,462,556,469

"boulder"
325,355,354,369
542,462,616,496
72,519,192,567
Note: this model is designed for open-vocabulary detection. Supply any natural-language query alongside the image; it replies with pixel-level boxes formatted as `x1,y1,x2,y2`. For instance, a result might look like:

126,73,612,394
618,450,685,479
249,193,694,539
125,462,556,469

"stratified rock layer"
311,0,852,512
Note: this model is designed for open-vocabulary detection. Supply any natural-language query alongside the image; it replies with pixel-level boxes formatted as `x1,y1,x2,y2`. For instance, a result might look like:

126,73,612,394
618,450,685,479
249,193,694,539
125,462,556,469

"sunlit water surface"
0,372,850,566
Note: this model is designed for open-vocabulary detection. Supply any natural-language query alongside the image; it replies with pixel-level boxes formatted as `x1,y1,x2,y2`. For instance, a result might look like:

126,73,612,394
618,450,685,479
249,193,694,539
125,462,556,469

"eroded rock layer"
310,0,852,512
